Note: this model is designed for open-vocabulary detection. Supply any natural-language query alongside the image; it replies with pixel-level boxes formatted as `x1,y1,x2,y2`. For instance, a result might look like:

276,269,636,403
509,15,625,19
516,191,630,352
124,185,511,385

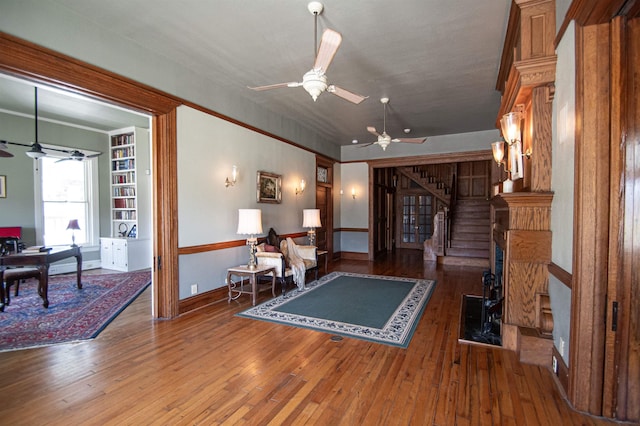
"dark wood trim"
335,228,369,233
556,0,632,47
569,21,611,415
548,262,572,288
177,232,308,255
0,32,182,115
153,110,179,319
340,150,492,167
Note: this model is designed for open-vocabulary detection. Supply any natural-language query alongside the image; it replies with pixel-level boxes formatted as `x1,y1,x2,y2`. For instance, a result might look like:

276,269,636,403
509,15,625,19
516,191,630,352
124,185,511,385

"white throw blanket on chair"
286,237,306,291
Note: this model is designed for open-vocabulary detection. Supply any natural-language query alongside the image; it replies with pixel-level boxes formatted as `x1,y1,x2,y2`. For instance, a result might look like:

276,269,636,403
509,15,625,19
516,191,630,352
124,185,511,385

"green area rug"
237,272,436,348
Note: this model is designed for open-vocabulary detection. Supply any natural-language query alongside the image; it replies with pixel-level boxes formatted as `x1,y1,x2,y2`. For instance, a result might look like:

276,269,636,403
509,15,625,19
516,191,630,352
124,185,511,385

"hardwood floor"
0,250,625,425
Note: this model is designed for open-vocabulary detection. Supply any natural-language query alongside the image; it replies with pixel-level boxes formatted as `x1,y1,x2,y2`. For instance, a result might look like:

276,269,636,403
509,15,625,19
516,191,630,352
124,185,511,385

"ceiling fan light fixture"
25,142,46,159
302,69,327,101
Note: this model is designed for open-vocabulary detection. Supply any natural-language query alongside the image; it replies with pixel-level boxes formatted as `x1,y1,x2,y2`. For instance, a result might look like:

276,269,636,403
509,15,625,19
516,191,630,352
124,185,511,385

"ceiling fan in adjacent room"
0,87,101,160
361,97,428,151
248,2,368,104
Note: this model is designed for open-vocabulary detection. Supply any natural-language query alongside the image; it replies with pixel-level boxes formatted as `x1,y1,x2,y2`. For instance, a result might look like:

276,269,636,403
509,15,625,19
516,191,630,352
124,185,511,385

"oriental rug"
0,269,151,352
237,272,436,348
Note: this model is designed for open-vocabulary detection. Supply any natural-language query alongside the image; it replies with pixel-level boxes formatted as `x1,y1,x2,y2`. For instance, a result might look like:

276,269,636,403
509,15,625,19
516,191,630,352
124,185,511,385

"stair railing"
446,173,457,248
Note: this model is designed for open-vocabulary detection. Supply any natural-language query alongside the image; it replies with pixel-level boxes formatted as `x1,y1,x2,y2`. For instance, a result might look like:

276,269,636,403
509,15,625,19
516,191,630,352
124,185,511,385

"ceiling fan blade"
313,29,342,73
391,137,428,144
367,126,381,137
55,157,71,163
327,85,368,104
357,142,376,148
0,141,14,158
86,152,102,159
248,82,302,91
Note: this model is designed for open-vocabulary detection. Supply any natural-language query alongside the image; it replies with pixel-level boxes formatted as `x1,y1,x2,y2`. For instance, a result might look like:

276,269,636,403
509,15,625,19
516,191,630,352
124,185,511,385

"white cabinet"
100,237,151,272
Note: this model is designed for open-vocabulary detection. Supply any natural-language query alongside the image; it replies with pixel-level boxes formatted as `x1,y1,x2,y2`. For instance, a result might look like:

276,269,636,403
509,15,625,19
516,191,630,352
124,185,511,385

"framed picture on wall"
257,171,281,204
0,175,6,198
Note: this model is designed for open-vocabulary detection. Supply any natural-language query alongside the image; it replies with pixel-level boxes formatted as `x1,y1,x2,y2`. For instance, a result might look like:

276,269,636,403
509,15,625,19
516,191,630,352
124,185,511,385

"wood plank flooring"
0,249,625,425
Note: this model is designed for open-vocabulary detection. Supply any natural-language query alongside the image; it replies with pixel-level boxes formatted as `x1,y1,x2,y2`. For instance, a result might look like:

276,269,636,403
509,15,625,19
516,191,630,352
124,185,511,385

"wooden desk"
227,265,276,306
0,246,82,311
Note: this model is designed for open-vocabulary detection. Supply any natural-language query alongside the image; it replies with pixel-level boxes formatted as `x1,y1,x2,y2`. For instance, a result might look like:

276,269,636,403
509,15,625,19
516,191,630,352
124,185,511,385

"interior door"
315,185,328,251
396,194,432,250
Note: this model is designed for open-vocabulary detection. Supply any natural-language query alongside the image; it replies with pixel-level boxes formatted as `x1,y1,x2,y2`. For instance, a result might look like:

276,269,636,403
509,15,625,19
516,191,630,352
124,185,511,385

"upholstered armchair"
255,230,318,295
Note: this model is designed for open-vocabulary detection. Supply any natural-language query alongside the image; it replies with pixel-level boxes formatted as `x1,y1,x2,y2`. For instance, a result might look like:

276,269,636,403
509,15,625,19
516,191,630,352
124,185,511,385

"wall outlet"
191,284,198,295
552,355,558,374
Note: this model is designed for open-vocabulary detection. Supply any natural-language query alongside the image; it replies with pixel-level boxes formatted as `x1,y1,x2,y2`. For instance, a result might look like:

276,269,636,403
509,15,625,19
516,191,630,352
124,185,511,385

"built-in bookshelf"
103,126,151,271
108,127,150,239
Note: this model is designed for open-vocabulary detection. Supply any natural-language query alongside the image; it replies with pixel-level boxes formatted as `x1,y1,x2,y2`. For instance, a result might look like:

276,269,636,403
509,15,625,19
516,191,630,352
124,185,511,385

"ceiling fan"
0,87,101,161
248,2,368,104
362,97,427,151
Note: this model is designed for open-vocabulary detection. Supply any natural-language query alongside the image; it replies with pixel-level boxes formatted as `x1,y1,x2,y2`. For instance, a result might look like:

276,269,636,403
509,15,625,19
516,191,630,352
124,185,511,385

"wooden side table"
317,250,328,276
227,265,276,306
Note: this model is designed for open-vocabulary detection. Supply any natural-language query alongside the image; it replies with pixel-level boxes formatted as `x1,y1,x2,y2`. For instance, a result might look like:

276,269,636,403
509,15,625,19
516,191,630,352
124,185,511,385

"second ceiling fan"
248,2,368,105
362,98,428,151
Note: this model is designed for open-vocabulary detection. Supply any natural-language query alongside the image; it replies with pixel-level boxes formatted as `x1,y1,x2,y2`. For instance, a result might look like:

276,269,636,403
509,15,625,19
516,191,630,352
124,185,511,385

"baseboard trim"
337,251,369,261
178,286,228,315
552,345,569,395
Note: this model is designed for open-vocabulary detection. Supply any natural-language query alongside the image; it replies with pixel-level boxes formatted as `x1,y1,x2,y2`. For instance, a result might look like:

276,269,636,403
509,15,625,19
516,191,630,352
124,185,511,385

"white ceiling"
0,0,511,149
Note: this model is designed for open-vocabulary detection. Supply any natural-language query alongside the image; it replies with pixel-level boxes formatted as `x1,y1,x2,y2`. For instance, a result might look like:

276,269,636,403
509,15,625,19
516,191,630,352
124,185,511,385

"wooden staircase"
396,165,452,204
444,198,490,266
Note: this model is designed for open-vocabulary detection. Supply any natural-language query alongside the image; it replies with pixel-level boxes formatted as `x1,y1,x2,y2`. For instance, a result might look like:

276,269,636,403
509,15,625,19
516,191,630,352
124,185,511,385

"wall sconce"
225,165,237,187
500,111,522,146
351,188,357,199
492,140,513,192
295,179,306,196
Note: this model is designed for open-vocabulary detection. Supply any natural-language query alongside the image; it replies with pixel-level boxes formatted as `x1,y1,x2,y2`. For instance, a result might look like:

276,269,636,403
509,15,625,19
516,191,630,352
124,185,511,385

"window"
34,152,99,247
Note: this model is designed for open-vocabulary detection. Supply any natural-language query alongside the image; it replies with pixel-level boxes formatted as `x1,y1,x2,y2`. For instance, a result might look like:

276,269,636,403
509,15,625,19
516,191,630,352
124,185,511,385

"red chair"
0,227,21,239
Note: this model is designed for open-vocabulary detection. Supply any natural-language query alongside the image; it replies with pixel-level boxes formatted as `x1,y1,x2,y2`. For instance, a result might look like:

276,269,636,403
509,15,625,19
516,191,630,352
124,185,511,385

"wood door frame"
316,157,334,258
0,32,182,318
366,151,493,260
565,1,640,419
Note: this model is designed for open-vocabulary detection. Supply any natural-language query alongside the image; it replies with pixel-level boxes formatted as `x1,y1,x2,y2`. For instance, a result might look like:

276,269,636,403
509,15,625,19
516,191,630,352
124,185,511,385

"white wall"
337,162,369,253
549,20,576,365
176,106,317,299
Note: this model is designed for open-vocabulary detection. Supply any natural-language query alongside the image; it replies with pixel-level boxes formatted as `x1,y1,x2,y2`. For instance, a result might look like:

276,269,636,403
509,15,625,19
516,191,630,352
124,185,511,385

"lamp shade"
491,141,505,165
66,219,81,231
237,209,263,235
302,209,321,228
500,111,522,144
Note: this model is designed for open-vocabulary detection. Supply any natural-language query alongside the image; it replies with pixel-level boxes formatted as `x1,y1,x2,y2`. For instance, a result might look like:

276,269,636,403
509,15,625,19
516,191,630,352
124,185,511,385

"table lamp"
302,209,321,246
66,219,81,247
237,209,263,269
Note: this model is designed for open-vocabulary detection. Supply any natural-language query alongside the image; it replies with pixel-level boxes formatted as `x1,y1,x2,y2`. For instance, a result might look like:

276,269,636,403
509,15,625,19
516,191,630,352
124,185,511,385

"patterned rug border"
236,272,436,348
